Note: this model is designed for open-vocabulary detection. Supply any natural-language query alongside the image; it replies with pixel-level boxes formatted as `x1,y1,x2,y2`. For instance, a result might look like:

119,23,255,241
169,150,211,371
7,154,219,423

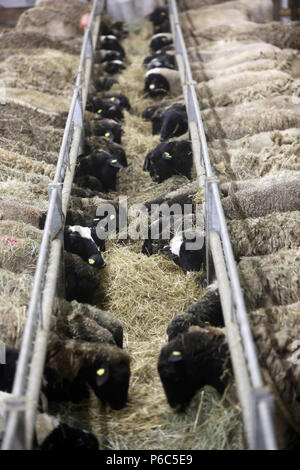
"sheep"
144,53,176,71
160,228,205,273
84,136,127,167
227,211,300,259
144,68,182,97
55,299,123,348
86,97,124,121
96,49,123,63
160,107,188,141
64,252,100,304
100,14,128,39
141,212,196,257
202,96,300,142
104,59,126,75
85,118,123,144
88,92,130,112
178,0,273,32
185,21,300,52
210,133,300,181
177,0,230,10
149,7,169,26
75,151,124,191
44,334,130,409
238,249,300,311
53,302,116,347
222,178,300,220
157,325,231,409
99,35,126,59
249,302,300,329
73,175,105,193
64,225,106,268
0,348,18,393
143,180,198,210
0,391,99,450
157,323,300,448
93,76,118,92
143,140,193,183
150,33,173,52
166,281,224,340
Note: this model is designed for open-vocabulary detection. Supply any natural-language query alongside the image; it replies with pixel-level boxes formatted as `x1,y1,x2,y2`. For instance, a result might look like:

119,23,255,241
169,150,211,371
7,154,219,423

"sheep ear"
95,366,109,386
109,159,123,168
168,350,183,363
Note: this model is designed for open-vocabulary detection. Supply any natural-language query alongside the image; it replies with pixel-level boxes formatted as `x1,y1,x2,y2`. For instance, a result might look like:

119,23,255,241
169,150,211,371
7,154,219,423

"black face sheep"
84,137,128,167
76,150,123,191
145,68,182,97
93,76,117,92
97,49,122,63
154,19,171,34
85,118,123,144
145,53,176,71
64,252,100,304
166,281,224,341
87,99,124,122
150,33,173,52
91,92,130,111
160,107,188,141
74,174,104,193
143,140,193,183
157,326,231,409
149,7,168,26
44,336,130,410
64,225,106,268
0,392,99,450
99,35,126,59
104,59,126,75
160,229,205,273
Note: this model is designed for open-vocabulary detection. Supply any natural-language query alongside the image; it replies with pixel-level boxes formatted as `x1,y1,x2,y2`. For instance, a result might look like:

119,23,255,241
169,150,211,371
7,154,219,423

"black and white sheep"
64,225,106,268
99,35,126,59
150,33,173,52
144,68,182,97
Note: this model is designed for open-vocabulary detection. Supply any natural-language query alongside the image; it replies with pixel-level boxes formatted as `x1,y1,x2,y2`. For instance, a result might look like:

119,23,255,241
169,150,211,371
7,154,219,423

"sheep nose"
100,261,107,268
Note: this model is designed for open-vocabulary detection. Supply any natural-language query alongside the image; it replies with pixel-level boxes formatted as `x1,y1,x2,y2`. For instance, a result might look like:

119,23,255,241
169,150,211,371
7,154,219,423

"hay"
0,148,55,179
0,50,79,96
0,269,33,348
0,220,42,242
0,178,49,210
0,236,40,274
5,88,71,115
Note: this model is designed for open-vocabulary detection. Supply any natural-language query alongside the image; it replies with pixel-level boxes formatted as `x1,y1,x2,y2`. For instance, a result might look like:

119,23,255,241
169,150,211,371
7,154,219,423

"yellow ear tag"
172,351,182,356
149,84,155,89
111,159,117,163
93,218,100,222
110,214,115,220
161,12,166,16
88,258,95,265
110,97,116,102
97,109,102,114
96,368,105,376
162,37,167,42
105,132,110,137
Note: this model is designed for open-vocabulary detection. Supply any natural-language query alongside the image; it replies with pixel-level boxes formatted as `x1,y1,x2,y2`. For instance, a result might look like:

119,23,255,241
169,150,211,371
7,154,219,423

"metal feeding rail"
1,0,103,450
168,0,277,450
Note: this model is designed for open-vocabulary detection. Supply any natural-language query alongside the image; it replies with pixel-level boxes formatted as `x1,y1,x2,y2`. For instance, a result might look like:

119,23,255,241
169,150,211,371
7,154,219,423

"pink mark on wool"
2,237,19,244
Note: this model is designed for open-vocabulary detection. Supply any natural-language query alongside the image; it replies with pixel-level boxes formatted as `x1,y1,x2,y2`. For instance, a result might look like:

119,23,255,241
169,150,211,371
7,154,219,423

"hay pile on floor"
0,269,33,348
0,50,79,96
0,178,49,210
5,88,71,115
0,148,55,178
0,220,42,242
0,236,40,274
